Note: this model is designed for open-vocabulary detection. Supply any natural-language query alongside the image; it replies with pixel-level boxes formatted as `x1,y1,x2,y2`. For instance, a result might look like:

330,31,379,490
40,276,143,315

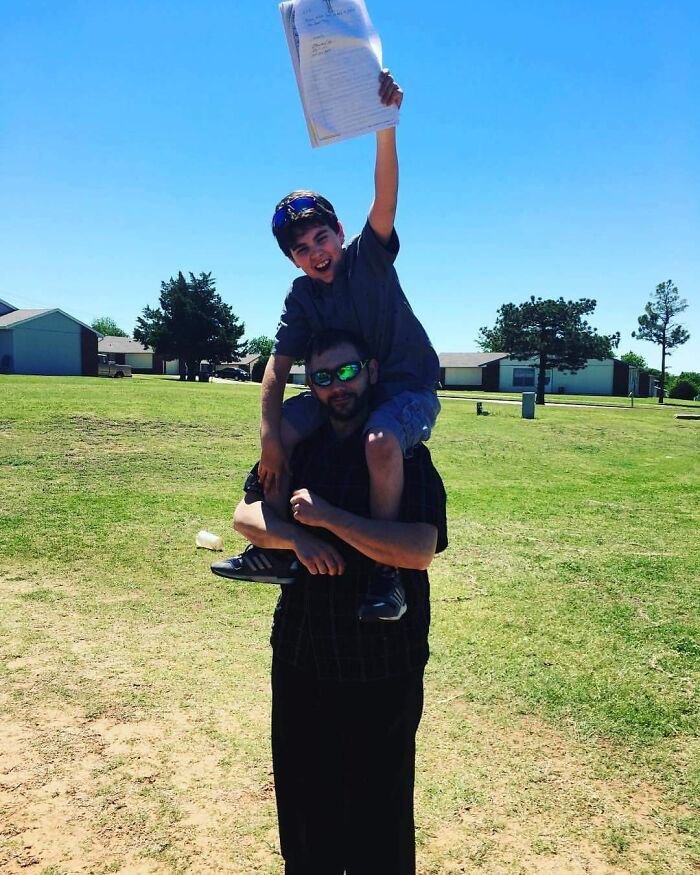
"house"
439,351,656,397
288,364,307,385
0,298,98,376
97,336,179,375
233,353,262,376
496,356,656,397
438,353,508,390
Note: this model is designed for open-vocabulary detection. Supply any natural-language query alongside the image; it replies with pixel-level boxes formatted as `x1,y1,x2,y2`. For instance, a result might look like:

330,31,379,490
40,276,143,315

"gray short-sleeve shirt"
272,221,440,403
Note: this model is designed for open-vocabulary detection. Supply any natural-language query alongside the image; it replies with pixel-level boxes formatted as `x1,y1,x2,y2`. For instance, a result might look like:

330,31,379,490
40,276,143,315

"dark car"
215,366,250,381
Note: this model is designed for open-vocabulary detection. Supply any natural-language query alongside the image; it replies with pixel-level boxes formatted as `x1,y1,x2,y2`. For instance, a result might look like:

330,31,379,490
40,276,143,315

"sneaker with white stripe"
210,545,298,585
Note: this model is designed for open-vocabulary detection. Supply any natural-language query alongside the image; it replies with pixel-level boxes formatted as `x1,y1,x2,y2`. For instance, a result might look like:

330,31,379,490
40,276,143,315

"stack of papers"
279,0,399,148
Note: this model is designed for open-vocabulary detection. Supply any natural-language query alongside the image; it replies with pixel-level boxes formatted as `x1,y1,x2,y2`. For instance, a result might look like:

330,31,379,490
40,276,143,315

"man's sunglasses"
272,195,318,231
309,360,368,388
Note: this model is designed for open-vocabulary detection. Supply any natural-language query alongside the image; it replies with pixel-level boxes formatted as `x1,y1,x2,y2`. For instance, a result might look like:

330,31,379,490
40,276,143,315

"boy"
212,70,440,621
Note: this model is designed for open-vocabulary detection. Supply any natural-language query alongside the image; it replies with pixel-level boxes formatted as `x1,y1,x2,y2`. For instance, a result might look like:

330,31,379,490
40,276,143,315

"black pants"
271,658,425,875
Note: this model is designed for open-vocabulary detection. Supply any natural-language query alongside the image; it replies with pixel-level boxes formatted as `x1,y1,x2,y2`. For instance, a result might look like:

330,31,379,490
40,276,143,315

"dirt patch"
0,700,280,874
1,690,695,874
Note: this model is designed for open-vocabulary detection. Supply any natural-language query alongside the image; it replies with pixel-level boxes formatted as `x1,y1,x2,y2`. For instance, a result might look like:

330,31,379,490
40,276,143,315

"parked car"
98,353,132,378
215,366,250,381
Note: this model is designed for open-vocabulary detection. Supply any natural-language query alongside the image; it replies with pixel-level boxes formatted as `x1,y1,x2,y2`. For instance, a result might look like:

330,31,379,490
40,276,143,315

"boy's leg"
358,390,440,622
366,429,404,522
359,429,407,622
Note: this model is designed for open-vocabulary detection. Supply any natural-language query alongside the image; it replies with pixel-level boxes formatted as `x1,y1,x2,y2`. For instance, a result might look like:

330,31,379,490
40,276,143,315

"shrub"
669,379,700,400
251,356,269,383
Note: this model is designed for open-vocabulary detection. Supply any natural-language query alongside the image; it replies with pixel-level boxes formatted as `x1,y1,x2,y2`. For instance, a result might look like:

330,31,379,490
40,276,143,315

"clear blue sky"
3,0,698,372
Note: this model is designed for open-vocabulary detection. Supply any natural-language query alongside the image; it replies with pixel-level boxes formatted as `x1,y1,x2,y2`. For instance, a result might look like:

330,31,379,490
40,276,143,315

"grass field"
1,374,698,874
438,388,700,409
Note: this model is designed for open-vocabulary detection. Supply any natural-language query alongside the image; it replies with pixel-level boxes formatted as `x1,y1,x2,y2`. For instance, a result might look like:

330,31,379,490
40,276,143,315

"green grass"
439,387,700,409
1,373,698,873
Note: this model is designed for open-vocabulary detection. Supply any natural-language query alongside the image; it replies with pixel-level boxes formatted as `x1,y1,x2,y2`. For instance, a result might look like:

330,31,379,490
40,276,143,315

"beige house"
98,336,180,375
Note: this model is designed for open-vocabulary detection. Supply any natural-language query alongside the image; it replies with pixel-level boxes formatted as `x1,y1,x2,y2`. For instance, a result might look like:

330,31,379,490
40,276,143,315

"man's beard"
326,384,371,422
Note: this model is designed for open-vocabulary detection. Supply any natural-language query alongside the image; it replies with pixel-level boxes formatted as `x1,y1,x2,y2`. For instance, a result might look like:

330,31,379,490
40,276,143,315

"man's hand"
293,529,346,576
378,69,403,109
290,488,334,528
259,436,289,495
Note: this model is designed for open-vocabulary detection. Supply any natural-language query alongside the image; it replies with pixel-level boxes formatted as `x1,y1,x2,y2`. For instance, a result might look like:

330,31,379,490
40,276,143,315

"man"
212,328,447,874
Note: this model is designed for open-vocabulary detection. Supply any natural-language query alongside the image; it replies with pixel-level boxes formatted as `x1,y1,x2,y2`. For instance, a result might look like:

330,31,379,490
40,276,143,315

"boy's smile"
289,224,345,283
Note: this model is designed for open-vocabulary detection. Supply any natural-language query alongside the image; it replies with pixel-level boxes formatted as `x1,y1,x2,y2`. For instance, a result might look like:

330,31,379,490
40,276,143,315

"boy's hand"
378,69,403,109
259,437,289,494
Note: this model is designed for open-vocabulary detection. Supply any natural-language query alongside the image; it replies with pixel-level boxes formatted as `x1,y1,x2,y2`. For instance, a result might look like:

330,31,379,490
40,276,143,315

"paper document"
279,0,399,148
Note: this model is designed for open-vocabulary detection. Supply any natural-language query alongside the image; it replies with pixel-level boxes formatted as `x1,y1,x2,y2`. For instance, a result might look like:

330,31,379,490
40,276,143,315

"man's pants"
271,658,425,875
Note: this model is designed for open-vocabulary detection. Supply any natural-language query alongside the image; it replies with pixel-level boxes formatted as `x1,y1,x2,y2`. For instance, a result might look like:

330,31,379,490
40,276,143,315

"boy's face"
288,222,345,284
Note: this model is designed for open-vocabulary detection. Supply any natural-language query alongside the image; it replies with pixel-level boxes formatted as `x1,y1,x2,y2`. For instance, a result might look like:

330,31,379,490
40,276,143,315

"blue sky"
3,0,698,372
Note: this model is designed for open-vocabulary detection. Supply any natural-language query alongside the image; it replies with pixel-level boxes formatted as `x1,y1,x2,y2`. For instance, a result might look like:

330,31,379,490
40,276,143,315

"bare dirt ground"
1,680,696,874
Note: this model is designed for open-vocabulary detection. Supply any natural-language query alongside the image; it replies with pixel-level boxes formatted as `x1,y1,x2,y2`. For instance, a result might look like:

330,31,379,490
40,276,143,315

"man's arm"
234,491,346,577
290,489,438,571
258,353,294,491
367,70,403,245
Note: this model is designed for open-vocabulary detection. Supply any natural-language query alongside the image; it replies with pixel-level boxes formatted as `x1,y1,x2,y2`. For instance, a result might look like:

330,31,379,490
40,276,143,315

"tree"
246,335,274,357
632,280,690,404
620,351,648,370
479,296,620,405
134,272,245,382
244,335,274,383
91,316,128,337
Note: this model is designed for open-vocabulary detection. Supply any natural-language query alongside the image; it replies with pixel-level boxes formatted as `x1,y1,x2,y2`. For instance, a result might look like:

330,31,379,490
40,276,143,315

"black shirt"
270,422,448,682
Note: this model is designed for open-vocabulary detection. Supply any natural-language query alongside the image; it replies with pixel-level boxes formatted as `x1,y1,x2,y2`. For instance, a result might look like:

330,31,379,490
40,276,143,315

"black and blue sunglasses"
272,195,318,231
309,360,368,388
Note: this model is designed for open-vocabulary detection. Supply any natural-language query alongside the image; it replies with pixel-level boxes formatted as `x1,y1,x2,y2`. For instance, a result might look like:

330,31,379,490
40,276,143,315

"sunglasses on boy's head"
272,196,318,231
309,360,368,388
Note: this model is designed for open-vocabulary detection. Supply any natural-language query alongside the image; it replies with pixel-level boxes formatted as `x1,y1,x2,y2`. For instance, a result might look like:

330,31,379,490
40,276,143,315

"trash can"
522,392,536,419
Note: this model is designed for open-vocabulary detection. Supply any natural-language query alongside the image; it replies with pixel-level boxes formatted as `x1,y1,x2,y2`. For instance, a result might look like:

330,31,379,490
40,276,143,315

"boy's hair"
272,190,340,258
305,328,371,367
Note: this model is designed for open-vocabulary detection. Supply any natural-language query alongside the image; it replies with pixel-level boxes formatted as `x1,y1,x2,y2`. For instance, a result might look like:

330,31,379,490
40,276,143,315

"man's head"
272,191,345,283
305,329,377,426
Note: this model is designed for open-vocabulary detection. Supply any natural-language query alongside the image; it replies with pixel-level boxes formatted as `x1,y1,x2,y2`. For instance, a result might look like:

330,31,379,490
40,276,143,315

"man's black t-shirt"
270,422,448,682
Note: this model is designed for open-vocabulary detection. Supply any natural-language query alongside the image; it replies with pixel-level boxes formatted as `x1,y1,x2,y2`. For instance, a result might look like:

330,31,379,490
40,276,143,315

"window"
513,367,535,387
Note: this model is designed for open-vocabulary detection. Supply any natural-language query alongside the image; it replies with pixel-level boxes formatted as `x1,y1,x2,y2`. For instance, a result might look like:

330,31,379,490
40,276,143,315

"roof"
438,352,509,368
234,353,261,366
0,298,17,316
98,335,153,354
289,364,306,375
0,308,98,334
0,308,52,328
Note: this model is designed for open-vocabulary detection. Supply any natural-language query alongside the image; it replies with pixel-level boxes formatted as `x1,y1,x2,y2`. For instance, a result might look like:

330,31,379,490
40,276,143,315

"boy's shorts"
282,388,440,457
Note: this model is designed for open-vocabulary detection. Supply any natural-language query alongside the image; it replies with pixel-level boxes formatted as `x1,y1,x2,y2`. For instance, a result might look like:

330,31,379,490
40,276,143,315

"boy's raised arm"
368,70,403,245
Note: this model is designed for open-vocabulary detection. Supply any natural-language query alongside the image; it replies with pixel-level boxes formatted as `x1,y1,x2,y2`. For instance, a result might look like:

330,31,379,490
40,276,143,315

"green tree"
632,280,690,404
134,272,245,382
620,351,648,369
479,296,620,405
245,335,274,383
246,335,274,357
91,316,128,337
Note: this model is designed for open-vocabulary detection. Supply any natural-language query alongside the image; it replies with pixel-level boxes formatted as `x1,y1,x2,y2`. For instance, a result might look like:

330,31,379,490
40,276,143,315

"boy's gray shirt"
272,221,440,403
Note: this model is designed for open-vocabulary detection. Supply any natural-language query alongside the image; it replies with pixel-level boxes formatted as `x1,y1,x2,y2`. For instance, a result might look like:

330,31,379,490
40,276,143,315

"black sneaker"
358,566,407,622
210,546,298,585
